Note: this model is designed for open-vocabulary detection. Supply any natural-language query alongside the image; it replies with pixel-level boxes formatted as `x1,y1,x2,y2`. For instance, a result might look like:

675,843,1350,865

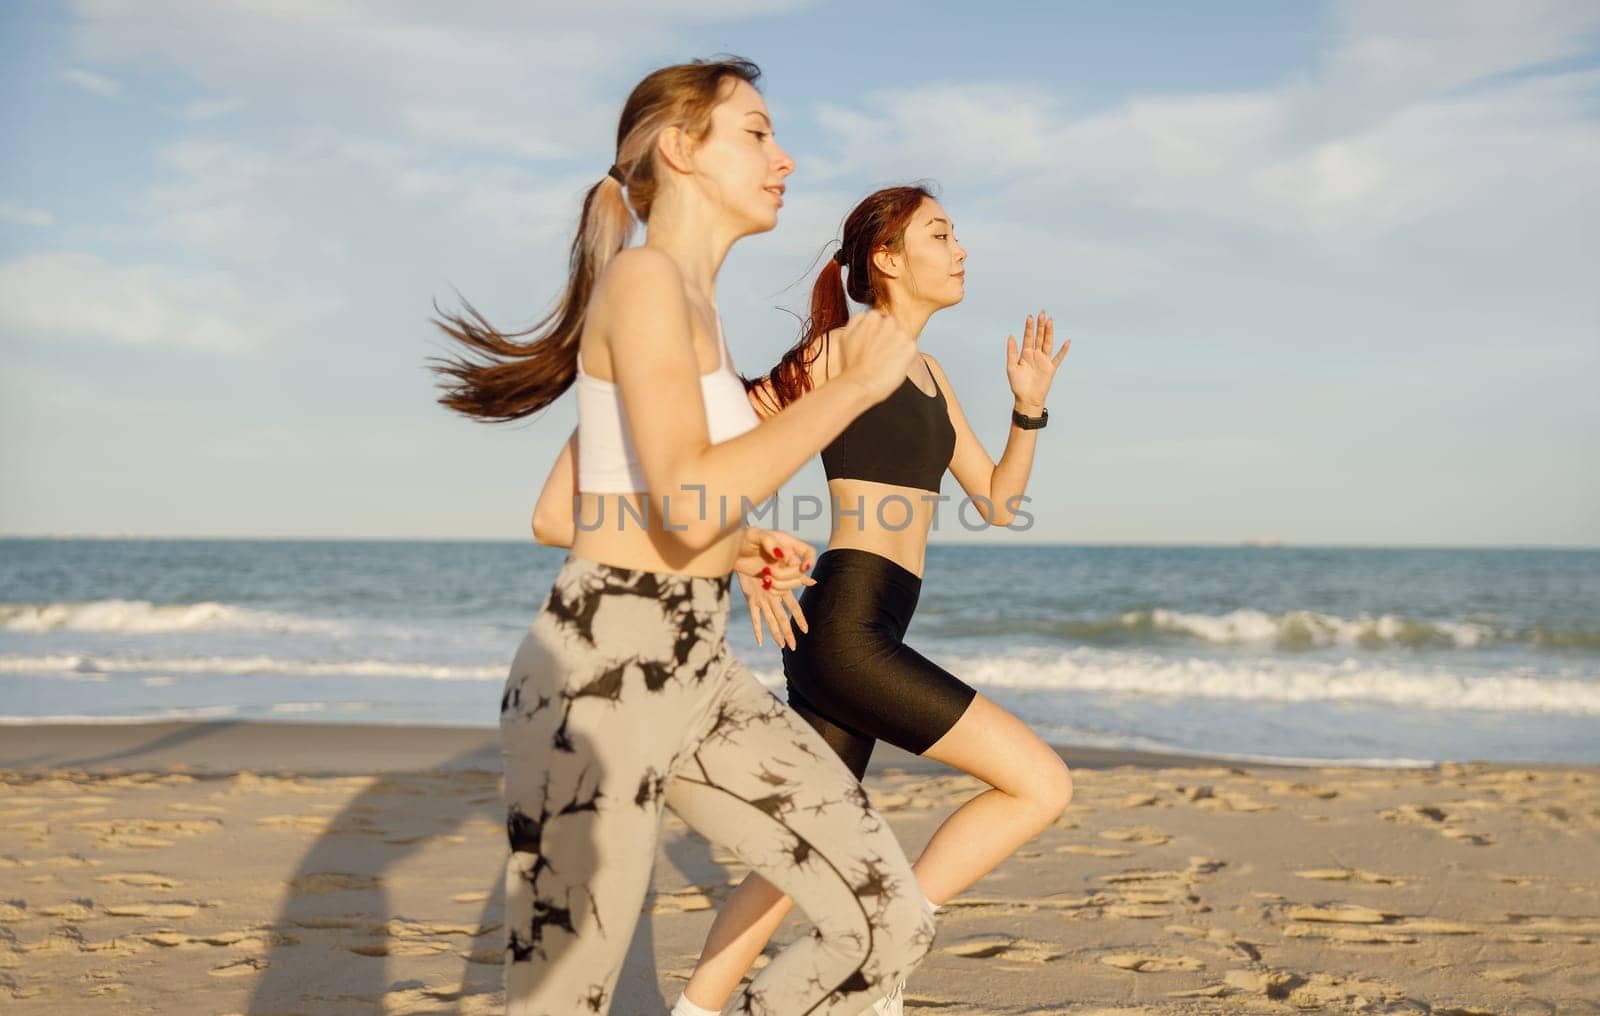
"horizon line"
2,533,1597,552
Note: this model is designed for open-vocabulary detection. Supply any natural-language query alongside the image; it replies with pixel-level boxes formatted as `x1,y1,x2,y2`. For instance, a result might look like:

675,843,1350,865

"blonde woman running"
433,60,936,1015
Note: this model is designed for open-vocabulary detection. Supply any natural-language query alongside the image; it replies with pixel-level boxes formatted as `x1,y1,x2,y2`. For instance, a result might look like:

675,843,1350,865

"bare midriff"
569,491,745,578
823,477,939,579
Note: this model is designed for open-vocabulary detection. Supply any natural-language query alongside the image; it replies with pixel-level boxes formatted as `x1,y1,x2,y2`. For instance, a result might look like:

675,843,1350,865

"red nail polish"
762,579,772,590
772,547,784,558
761,566,772,576
802,563,811,571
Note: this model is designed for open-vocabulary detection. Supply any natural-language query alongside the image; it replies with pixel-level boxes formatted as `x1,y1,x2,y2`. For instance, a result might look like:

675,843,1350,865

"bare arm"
531,427,578,547
602,249,906,550
929,313,1068,526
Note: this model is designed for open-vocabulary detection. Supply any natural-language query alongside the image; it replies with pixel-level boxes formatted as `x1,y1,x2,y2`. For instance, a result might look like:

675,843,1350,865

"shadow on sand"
244,737,733,1015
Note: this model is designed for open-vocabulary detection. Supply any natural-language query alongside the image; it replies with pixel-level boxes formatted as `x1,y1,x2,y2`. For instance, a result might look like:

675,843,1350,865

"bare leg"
682,873,794,1008
911,693,1073,903
683,693,1070,1008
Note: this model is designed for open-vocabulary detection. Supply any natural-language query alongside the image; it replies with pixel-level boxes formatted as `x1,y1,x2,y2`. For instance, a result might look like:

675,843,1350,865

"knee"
1026,758,1074,827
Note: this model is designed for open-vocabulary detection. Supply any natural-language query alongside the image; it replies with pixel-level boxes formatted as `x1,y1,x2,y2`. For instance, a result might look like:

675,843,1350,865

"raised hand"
1005,309,1069,412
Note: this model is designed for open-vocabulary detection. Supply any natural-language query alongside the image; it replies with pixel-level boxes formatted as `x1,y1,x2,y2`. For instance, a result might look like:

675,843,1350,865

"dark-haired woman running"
680,185,1073,1014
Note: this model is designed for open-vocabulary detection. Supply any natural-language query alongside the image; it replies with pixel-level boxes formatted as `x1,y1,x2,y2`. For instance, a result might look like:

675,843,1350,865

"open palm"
1004,310,1070,410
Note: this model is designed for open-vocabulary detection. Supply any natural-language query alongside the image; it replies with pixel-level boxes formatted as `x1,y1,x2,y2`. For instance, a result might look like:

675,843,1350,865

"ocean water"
2,539,1597,765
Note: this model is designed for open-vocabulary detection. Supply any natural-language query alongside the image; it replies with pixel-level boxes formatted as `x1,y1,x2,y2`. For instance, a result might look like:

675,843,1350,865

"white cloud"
66,0,810,158
61,66,124,98
802,2,1600,295
0,203,55,227
179,96,242,121
0,252,332,353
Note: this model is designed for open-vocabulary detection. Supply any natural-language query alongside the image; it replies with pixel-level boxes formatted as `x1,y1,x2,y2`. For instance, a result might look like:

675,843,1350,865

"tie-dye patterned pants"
499,554,937,1015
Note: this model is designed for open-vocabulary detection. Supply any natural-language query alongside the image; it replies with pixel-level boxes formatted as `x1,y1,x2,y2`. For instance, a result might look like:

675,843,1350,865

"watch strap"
1012,406,1048,430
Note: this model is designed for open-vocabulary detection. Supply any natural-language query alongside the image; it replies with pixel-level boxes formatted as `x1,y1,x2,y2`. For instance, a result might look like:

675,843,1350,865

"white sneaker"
868,979,904,1016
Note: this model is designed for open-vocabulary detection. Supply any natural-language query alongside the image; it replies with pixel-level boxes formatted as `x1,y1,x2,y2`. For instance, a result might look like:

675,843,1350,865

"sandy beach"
1,722,1596,1014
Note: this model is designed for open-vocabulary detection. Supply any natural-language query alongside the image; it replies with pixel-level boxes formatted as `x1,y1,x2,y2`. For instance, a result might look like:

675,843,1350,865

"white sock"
671,993,721,1016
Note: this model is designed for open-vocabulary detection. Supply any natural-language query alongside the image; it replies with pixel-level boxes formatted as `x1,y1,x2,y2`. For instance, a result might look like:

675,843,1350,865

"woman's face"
893,197,967,309
691,78,796,235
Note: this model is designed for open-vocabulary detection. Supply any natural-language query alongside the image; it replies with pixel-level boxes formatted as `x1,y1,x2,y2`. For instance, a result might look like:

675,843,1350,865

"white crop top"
574,318,760,493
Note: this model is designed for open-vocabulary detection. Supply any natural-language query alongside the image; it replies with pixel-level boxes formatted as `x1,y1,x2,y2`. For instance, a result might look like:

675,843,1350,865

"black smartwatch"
1011,406,1048,430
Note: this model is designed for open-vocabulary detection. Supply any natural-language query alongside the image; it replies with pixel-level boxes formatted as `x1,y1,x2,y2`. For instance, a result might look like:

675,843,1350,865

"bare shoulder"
590,248,691,336
595,247,684,303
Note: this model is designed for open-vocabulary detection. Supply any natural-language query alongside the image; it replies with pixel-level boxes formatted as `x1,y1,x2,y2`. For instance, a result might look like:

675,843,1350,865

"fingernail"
761,566,772,576
772,547,785,558
762,578,772,589
801,563,810,571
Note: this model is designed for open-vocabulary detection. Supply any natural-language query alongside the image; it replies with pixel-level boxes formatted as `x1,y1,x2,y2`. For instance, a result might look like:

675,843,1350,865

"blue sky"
2,0,1597,545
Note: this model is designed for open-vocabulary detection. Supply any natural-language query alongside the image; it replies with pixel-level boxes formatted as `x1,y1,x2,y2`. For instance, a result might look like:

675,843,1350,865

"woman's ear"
656,126,695,176
871,248,901,280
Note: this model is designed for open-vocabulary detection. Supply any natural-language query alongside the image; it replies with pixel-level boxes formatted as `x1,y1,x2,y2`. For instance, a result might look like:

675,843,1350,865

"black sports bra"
822,356,956,493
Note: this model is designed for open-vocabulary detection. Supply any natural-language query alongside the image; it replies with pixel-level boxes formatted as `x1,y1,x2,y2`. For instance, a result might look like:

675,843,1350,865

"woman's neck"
880,300,935,346
643,198,738,311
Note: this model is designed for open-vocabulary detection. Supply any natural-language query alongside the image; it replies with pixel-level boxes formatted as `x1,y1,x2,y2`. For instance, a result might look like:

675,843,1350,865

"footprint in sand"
348,918,498,960
1284,904,1394,924
1164,924,1263,961
93,872,180,890
291,914,373,930
1058,844,1132,858
649,887,716,913
1119,888,1181,904
1099,826,1172,846
1105,904,1171,919
944,934,1064,963
102,902,200,918
378,917,501,939
1293,868,1405,886
1167,983,1231,998
385,985,500,1016
1262,780,1340,799
37,901,98,921
1503,915,1600,936
209,956,268,977
1284,923,1417,944
257,814,335,833
1099,952,1203,972
74,817,221,849
1196,790,1274,813
1118,793,1162,808
289,872,382,894
1100,870,1190,889
1391,918,1480,935
144,929,297,950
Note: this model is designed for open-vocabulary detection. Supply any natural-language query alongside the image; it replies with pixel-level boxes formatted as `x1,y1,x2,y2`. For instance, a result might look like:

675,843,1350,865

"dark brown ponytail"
746,183,935,412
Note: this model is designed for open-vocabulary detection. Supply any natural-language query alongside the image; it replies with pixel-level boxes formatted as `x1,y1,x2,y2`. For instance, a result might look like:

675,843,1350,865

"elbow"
531,506,572,547
645,458,733,552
